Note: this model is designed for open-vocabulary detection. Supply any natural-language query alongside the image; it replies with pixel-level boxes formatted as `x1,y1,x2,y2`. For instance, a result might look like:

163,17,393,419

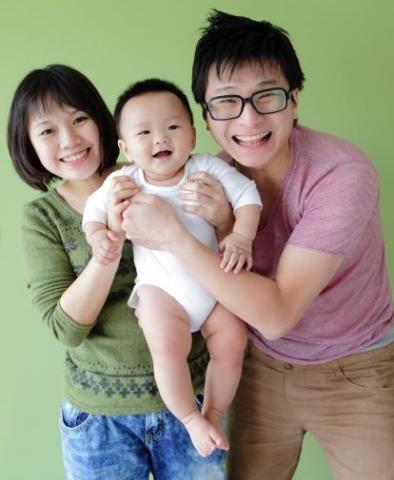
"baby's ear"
118,139,133,163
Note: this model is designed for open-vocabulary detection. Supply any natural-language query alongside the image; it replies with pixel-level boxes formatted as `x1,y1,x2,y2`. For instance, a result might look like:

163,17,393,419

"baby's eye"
168,124,179,130
137,130,150,136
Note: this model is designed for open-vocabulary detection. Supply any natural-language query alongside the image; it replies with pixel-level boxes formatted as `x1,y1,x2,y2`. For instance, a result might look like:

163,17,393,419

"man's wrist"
216,215,235,241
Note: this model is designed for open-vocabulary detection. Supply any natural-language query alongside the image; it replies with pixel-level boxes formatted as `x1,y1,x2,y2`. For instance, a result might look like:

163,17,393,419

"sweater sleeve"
21,201,94,347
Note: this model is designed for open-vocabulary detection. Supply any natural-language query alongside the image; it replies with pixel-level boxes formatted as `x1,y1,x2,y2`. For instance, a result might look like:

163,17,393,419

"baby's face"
118,91,196,186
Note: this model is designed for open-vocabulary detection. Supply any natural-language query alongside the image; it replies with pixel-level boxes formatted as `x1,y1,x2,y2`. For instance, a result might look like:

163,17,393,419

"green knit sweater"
21,188,209,415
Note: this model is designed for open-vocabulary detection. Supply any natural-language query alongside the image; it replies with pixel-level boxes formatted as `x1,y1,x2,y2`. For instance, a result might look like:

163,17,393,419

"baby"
83,79,262,456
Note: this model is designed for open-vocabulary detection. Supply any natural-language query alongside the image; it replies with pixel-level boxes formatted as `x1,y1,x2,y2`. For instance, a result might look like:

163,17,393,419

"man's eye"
216,97,237,105
256,93,275,101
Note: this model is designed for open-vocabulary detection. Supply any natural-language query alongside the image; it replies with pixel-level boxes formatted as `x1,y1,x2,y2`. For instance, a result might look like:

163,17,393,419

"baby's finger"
101,238,120,253
246,254,253,271
112,199,130,215
224,251,240,273
220,247,233,269
106,230,124,243
233,254,247,274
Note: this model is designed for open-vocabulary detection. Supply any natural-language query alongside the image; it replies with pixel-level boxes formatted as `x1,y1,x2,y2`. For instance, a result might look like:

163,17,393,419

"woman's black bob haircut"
7,64,118,191
192,10,305,105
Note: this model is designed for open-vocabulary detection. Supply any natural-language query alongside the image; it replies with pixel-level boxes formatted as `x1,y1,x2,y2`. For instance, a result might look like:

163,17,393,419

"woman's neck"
56,173,104,214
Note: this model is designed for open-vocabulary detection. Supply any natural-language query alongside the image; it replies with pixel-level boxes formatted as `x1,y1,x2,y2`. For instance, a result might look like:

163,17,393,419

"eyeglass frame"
203,87,292,121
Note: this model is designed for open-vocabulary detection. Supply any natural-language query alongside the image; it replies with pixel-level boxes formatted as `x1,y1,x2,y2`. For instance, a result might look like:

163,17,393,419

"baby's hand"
219,232,253,274
107,176,139,232
89,228,125,265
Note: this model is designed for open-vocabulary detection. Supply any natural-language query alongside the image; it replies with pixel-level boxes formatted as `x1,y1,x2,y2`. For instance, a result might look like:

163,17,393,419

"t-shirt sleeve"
287,160,379,256
82,176,112,226
21,202,94,346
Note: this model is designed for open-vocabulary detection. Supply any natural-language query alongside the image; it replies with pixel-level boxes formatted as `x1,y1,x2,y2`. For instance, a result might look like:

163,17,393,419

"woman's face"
28,99,101,183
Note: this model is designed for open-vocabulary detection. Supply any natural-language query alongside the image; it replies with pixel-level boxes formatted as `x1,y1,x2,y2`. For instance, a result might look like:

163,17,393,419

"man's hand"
180,172,233,236
122,193,185,251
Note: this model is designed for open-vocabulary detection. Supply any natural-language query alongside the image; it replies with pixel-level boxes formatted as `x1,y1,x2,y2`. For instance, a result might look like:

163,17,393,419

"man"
122,10,394,480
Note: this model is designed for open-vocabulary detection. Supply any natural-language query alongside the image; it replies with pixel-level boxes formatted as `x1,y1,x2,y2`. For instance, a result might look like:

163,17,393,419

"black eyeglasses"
204,87,291,121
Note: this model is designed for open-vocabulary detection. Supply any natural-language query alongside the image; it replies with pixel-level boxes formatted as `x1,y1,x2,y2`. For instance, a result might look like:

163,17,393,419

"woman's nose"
60,126,81,148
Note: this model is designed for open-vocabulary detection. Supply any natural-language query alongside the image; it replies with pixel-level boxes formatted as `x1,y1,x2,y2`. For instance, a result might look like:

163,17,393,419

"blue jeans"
59,398,227,479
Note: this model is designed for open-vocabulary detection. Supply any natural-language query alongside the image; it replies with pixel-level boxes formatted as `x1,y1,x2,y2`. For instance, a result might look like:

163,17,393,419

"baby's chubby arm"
83,174,139,265
219,204,261,274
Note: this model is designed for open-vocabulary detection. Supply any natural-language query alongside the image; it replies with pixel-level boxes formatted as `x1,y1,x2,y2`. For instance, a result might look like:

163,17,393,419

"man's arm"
173,231,343,339
122,193,343,339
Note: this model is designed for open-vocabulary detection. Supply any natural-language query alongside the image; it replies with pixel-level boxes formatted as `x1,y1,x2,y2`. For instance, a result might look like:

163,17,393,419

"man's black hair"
192,10,305,105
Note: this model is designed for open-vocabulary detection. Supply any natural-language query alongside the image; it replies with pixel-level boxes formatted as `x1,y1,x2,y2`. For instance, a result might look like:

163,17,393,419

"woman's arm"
22,201,122,347
59,254,121,328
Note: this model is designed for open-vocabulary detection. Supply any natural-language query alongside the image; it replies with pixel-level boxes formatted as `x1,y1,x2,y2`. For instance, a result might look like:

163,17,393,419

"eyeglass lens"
208,88,287,120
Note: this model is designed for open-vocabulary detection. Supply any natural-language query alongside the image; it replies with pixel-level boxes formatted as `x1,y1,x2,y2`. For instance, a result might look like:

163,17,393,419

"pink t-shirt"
249,125,393,364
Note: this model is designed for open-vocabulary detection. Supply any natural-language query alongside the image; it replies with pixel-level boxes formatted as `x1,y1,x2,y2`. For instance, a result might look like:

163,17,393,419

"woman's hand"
121,193,186,251
107,176,139,232
89,228,125,265
180,172,233,234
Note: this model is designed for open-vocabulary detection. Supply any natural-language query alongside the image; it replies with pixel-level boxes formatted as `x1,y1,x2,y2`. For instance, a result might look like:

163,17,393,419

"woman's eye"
40,128,54,136
74,115,88,124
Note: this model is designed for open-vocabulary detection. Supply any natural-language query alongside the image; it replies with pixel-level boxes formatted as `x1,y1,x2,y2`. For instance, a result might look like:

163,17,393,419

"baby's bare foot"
182,410,225,457
204,407,229,451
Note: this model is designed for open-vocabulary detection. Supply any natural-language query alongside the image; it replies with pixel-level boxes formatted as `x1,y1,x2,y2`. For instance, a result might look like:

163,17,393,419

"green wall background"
0,1,393,478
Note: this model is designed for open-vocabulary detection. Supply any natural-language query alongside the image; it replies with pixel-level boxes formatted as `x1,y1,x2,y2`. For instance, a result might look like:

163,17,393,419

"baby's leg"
136,285,223,457
201,304,248,450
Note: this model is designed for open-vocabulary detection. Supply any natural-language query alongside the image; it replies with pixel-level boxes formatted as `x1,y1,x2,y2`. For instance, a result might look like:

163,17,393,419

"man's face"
204,62,298,174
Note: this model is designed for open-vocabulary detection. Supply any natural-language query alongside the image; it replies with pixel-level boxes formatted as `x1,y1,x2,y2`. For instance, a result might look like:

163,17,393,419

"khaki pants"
228,341,394,480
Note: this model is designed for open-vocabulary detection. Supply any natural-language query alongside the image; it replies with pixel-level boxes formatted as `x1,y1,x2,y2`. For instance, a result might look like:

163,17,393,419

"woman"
7,64,226,480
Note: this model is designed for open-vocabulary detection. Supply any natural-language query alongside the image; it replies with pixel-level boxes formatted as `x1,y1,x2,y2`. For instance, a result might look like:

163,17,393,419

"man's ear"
202,107,210,131
290,89,299,121
118,139,133,163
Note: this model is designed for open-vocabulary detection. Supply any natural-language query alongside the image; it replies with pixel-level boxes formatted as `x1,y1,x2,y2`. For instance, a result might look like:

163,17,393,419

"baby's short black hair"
114,78,194,136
